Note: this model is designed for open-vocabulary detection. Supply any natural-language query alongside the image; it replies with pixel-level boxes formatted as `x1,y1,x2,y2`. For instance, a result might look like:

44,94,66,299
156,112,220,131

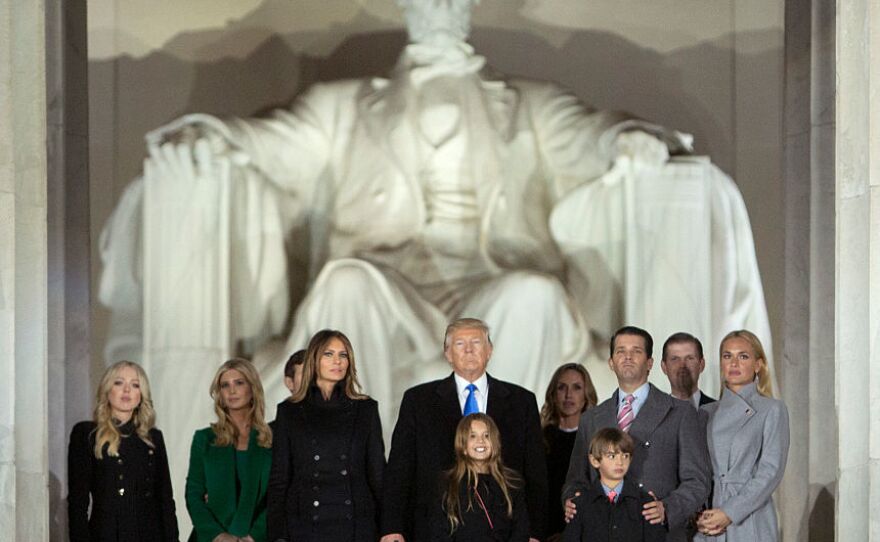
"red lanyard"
473,483,494,530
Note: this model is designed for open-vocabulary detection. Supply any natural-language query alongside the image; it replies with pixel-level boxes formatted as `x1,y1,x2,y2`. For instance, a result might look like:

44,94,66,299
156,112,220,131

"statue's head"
396,0,480,46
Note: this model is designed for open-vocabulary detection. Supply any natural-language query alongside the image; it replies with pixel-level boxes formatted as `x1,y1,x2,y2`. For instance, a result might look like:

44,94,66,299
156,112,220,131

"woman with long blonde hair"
185,358,272,542
267,329,385,542
695,330,789,541
539,363,597,539
431,413,528,541
67,360,178,542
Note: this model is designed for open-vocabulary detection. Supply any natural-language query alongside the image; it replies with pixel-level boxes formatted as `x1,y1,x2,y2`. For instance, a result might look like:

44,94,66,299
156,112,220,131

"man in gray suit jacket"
562,326,711,542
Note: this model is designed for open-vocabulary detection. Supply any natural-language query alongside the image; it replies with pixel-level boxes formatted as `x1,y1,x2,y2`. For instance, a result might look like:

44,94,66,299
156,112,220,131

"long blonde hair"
291,330,368,403
443,414,520,533
93,361,156,459
720,330,774,398
540,363,598,428
209,358,272,448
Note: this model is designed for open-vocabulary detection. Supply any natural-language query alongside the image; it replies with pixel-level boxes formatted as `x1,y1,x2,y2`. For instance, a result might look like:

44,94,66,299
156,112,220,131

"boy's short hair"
284,349,306,380
589,427,635,460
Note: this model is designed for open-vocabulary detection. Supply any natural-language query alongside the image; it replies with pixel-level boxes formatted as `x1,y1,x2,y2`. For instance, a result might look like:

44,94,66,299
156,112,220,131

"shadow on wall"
805,483,835,542
49,471,65,542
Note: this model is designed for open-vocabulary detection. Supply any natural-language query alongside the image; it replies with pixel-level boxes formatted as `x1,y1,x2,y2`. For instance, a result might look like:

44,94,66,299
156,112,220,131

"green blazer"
185,427,271,542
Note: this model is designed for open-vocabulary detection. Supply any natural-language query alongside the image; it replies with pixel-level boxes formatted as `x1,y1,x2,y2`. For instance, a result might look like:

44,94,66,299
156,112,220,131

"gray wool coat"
563,383,712,542
695,381,790,542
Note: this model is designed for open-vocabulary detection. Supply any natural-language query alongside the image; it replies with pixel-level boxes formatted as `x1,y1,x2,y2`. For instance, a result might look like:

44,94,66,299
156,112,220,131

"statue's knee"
317,261,378,295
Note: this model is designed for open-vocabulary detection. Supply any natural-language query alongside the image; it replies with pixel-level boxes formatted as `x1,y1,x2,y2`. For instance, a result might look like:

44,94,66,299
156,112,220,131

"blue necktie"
463,383,479,416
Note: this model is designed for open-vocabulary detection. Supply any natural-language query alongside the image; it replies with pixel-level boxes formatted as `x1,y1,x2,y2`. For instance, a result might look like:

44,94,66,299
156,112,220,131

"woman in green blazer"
186,358,273,542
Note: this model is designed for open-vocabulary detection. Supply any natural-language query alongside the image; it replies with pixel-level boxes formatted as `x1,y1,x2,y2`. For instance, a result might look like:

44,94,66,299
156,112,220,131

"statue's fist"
614,130,669,168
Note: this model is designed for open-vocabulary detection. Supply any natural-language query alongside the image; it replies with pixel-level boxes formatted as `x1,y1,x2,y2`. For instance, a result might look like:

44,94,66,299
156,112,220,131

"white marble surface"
835,0,880,540
0,0,50,539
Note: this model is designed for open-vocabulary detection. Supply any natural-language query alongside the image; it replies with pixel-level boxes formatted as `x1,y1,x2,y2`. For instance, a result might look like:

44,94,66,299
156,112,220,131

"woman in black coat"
68,360,178,542
540,363,598,541
267,329,385,542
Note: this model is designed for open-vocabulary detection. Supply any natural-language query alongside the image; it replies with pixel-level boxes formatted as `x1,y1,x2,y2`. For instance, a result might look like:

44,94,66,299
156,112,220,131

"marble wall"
45,1,92,539
0,0,50,538
780,0,837,539
835,0,880,539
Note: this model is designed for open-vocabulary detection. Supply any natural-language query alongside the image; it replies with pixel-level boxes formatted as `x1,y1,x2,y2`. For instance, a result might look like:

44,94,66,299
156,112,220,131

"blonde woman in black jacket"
68,360,178,542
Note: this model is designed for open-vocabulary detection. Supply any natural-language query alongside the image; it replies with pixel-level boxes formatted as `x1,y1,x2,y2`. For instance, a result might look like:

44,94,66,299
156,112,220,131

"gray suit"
563,383,711,542
695,381,789,542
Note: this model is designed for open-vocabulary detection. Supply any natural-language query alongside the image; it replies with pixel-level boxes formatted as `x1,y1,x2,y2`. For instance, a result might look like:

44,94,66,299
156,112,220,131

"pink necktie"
607,490,617,503
618,394,635,432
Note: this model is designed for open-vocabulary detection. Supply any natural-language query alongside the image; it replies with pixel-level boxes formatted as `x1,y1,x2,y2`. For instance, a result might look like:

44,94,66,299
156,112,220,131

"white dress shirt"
616,381,650,420
454,372,489,414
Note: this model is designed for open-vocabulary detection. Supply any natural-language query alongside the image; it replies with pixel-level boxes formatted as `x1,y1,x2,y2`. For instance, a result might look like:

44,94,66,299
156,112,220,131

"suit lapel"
628,384,672,442
436,374,463,430
229,430,266,534
719,389,758,469
485,374,510,423
207,439,237,521
358,77,417,180
598,391,620,430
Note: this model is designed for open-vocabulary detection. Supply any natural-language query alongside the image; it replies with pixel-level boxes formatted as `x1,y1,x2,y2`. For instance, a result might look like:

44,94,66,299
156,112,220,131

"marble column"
780,0,837,540
0,0,50,539
45,0,91,539
835,0,880,539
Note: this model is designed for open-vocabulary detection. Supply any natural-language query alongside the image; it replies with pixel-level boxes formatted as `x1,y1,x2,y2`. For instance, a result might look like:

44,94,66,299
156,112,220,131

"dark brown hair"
609,325,654,358
283,349,306,380
589,427,634,461
291,330,367,402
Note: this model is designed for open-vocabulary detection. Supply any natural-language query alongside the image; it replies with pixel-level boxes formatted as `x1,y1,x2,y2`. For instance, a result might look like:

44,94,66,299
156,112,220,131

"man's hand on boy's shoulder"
642,491,666,525
563,492,580,523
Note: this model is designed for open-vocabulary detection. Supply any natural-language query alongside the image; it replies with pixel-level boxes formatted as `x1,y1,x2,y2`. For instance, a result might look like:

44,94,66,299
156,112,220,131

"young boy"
563,427,667,542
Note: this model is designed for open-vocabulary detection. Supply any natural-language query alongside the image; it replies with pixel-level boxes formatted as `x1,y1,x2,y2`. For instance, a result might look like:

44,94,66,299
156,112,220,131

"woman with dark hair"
185,358,273,542
695,330,789,541
540,363,598,540
68,360,178,542
267,329,385,542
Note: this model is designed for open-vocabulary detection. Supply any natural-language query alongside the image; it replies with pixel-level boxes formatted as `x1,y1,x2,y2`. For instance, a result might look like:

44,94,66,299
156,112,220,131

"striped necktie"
617,394,635,432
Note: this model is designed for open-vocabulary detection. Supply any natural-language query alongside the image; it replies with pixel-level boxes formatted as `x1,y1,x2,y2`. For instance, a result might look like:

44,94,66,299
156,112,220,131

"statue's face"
397,0,479,45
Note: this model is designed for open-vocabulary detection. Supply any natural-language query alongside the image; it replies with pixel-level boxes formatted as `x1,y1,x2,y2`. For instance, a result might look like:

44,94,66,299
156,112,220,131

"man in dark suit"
660,332,716,409
381,318,547,542
562,326,711,542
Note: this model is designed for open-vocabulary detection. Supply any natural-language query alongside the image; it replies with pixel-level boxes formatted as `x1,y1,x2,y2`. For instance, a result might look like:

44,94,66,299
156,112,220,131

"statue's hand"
144,115,249,185
146,137,230,191
614,130,669,168
146,113,232,149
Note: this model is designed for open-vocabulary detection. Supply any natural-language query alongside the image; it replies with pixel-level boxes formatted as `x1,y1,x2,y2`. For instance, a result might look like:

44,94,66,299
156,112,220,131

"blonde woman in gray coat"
695,330,789,541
